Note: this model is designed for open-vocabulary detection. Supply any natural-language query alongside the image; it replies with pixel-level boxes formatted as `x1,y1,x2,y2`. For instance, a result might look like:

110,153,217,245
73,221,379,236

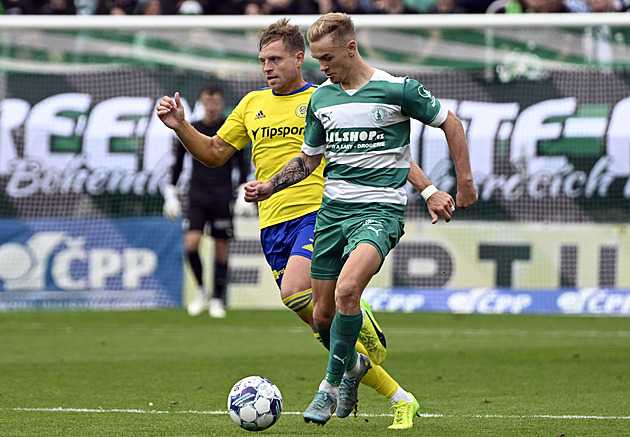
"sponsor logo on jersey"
251,125,305,140
417,84,432,99
326,130,384,143
417,84,437,107
254,110,265,120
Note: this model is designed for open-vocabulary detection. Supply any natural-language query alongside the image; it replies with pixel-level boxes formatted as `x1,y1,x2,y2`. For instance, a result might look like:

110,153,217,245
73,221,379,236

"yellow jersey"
217,83,325,229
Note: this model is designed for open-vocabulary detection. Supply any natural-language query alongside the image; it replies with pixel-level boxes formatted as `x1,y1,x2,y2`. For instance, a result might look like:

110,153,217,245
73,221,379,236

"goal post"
1,14,629,314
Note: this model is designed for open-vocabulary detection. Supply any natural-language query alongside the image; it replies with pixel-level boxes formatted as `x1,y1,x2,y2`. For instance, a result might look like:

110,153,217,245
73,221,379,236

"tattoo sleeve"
269,156,313,194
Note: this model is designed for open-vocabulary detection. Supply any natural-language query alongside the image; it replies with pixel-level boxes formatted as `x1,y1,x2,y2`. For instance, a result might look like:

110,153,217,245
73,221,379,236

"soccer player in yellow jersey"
157,18,456,430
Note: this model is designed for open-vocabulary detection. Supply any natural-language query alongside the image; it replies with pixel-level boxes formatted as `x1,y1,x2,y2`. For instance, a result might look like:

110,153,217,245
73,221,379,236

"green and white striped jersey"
302,69,447,211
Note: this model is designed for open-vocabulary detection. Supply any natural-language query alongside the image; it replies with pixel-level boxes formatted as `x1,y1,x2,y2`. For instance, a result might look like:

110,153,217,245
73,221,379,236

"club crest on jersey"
295,103,308,118
417,85,432,99
370,107,388,124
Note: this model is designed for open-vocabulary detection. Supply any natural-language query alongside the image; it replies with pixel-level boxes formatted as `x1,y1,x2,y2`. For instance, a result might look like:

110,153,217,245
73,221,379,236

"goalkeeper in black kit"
163,84,249,318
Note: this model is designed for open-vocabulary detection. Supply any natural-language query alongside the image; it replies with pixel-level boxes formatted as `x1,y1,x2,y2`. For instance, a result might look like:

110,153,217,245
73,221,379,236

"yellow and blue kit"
217,82,323,288
217,82,324,230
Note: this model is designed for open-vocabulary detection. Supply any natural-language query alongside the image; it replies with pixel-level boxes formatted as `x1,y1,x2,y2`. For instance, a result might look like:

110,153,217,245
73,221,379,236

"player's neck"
277,78,308,95
340,63,374,92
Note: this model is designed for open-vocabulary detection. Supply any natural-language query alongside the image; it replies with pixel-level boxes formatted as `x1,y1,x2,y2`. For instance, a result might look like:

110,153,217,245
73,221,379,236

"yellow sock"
282,288,313,317
314,332,321,344
356,342,399,398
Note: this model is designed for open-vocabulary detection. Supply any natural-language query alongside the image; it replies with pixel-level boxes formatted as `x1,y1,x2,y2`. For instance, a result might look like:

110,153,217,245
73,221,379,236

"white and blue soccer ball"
227,376,283,432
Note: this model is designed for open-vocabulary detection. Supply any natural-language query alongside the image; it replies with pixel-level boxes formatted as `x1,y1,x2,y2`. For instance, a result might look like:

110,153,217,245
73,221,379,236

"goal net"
1,14,629,314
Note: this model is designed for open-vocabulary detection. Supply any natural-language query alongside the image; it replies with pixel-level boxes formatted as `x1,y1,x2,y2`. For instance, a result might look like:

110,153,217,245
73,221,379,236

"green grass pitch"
1,309,629,436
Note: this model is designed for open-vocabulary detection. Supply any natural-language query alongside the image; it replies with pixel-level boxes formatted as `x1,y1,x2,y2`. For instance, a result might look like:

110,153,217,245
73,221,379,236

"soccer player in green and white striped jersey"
245,12,478,429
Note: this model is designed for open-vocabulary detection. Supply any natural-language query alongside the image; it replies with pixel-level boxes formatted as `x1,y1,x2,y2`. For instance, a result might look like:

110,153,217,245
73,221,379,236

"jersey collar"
272,82,314,96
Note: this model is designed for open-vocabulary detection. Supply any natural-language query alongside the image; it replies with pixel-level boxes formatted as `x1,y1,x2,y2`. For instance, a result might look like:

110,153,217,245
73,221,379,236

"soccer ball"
227,376,283,432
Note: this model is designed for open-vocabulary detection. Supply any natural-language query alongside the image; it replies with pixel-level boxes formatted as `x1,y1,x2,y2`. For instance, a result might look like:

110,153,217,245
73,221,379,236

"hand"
162,184,182,220
426,190,455,224
243,180,273,203
233,183,258,217
456,179,478,210
156,92,185,131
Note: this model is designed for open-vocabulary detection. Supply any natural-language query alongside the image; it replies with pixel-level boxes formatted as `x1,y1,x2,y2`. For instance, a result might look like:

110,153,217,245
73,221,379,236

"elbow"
196,156,222,168
440,110,462,130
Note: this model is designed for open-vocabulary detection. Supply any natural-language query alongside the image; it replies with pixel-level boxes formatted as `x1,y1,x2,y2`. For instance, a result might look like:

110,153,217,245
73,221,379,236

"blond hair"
307,12,356,47
259,18,305,54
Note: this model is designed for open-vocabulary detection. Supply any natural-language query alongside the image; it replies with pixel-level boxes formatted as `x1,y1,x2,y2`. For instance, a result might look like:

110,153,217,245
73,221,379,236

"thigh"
185,200,207,233
281,255,312,299
310,209,346,280
207,197,234,240
260,212,316,290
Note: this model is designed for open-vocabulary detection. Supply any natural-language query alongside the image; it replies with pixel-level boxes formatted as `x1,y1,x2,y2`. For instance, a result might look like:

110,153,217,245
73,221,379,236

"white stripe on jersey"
314,103,408,130
324,179,407,205
430,105,448,128
327,144,411,169
302,142,325,156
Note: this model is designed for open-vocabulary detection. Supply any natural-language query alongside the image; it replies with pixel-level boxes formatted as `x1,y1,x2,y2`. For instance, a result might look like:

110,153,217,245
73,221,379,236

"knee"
280,283,307,303
185,231,202,253
334,280,361,313
313,304,335,329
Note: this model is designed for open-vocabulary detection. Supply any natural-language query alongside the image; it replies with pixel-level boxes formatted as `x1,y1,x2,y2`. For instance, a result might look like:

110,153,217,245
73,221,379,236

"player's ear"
295,50,305,67
346,40,357,57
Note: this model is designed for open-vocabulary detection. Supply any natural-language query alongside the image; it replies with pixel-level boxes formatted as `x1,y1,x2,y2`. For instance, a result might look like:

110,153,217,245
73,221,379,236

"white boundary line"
7,407,630,420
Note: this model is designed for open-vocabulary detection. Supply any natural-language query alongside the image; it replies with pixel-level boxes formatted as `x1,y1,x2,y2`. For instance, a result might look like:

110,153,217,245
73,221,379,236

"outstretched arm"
156,92,237,167
439,110,478,209
408,160,455,224
244,152,323,202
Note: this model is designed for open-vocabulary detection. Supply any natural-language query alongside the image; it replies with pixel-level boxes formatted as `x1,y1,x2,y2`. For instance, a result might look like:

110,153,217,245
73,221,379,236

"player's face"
309,34,352,86
259,39,304,95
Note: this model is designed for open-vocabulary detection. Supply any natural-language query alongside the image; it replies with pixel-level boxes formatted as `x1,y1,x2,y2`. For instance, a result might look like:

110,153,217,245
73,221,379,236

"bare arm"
156,92,237,167
408,160,455,224
244,152,323,203
440,110,478,209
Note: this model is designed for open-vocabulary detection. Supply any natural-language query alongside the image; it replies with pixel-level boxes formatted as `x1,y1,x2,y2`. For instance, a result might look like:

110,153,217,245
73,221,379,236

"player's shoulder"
240,86,273,103
371,68,409,85
311,79,335,99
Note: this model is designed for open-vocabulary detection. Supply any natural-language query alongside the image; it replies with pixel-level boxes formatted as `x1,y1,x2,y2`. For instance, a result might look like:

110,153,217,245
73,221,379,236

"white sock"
344,353,361,377
389,386,413,404
318,379,339,399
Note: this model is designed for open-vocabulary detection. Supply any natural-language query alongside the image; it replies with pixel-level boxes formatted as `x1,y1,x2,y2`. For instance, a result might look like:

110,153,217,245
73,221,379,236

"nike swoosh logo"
364,311,387,348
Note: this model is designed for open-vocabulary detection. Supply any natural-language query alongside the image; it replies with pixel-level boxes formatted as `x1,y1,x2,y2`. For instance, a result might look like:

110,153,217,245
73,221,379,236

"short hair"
258,18,305,55
307,12,356,47
199,84,223,97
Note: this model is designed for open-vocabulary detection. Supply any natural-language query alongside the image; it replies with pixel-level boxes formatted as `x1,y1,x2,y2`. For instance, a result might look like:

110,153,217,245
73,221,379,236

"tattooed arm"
243,152,323,203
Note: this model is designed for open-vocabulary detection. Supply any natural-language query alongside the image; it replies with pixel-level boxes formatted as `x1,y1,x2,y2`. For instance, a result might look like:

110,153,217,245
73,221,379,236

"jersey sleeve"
301,99,327,156
216,96,251,151
169,136,186,185
401,78,447,128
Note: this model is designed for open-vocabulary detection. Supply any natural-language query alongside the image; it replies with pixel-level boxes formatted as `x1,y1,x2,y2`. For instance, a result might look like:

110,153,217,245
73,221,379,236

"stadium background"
1,14,629,314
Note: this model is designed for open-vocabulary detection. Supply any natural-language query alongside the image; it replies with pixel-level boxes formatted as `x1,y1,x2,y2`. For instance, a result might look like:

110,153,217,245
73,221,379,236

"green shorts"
311,205,405,280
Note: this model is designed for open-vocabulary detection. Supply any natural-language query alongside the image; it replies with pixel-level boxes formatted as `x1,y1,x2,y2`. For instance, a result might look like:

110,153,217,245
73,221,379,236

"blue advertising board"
0,217,182,310
364,287,630,315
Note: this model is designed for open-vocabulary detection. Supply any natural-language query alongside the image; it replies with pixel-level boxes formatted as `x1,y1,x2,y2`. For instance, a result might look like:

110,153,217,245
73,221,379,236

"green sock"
315,324,331,350
324,310,362,386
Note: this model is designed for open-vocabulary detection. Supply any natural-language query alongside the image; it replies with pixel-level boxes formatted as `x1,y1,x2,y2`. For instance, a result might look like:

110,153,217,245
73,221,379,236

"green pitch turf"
1,309,629,436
